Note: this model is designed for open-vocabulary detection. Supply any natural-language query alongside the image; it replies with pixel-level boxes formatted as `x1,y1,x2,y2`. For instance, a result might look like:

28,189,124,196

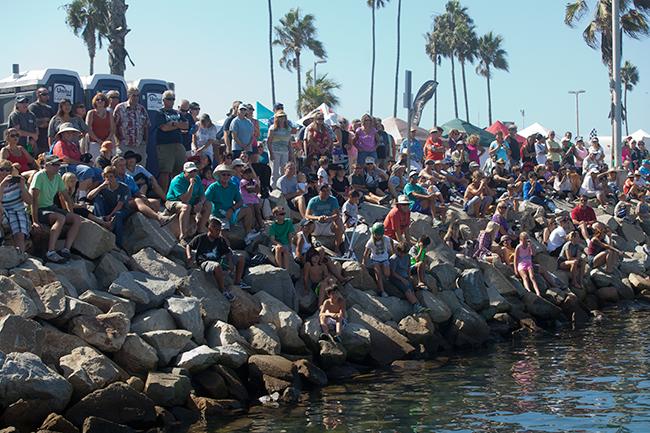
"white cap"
183,161,198,173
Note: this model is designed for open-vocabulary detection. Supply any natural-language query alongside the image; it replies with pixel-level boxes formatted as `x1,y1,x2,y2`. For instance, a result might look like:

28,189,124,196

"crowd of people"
1,88,649,342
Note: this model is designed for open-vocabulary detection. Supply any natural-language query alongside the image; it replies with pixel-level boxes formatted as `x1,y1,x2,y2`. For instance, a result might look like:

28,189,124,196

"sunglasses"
39,92,49,96
109,96,119,99
8,133,19,138
276,212,286,216
0,168,11,172
220,173,231,177
164,98,175,101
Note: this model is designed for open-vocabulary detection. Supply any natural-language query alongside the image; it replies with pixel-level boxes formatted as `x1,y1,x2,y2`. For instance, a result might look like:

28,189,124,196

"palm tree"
268,0,276,106
455,21,478,122
63,0,109,75
273,8,326,116
621,60,639,135
392,0,402,117
476,32,509,125
299,70,341,115
425,29,445,125
367,0,390,116
106,0,133,76
564,0,650,69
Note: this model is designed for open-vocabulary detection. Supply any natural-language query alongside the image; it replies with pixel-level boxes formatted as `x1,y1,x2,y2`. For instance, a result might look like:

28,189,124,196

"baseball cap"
408,170,419,178
232,158,245,167
365,156,375,164
44,155,62,166
183,161,198,173
15,95,28,103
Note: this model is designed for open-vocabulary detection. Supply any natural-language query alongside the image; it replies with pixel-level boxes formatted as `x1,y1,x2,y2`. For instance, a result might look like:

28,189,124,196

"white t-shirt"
365,236,391,262
342,200,358,225
535,142,547,164
547,226,566,252
193,124,218,162
579,175,598,196
317,167,329,185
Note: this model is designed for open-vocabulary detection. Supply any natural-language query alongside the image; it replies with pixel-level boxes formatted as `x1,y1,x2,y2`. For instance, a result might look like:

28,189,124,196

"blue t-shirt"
522,181,543,200
489,141,510,161
229,117,253,151
156,108,183,145
167,173,204,205
117,173,139,195
205,181,242,216
404,182,426,210
389,253,410,278
95,182,131,216
306,195,339,216
400,139,423,162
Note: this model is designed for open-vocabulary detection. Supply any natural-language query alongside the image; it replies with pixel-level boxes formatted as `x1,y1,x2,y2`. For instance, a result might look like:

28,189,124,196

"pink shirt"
354,127,377,152
240,178,259,205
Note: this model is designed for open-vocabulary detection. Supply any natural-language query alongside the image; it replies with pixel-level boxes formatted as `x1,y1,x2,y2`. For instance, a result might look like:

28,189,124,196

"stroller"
332,216,369,262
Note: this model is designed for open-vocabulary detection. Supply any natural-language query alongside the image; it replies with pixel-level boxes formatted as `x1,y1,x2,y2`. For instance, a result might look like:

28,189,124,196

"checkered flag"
589,128,598,141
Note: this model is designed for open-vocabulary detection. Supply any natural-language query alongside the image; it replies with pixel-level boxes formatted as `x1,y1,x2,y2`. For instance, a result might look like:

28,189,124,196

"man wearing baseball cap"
165,161,211,245
8,95,38,152
155,90,188,193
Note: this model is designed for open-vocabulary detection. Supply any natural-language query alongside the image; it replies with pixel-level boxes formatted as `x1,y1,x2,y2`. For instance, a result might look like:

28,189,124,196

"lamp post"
313,59,326,81
612,0,622,167
568,90,586,136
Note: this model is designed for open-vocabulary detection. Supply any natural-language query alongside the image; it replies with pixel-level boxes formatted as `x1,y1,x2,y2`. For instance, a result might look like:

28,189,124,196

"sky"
2,0,649,137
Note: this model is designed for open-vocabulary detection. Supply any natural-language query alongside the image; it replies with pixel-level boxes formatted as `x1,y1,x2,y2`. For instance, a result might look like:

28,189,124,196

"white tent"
298,103,337,126
519,122,551,138
631,129,650,143
382,117,429,143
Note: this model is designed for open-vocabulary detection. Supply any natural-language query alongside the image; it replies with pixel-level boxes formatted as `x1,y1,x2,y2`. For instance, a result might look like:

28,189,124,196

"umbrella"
440,118,495,145
381,117,429,143
486,120,525,144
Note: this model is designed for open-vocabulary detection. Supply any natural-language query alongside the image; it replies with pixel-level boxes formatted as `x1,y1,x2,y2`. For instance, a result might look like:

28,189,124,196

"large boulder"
0,245,25,270
0,276,38,318
165,296,204,343
446,306,490,347
175,345,219,372
0,352,73,413
70,312,130,352
253,291,306,354
347,307,415,366
122,212,177,255
132,247,187,281
340,285,392,322
340,323,372,362
40,323,88,367
130,308,176,335
53,297,103,326
11,257,57,287
39,413,79,433
294,359,328,387
246,265,298,311
247,355,296,382
177,269,230,325
416,291,452,323
621,221,647,246
205,320,249,348
457,268,489,311
94,253,129,290
358,202,389,225
398,314,437,347
0,315,44,356
590,269,618,288
113,333,159,375
429,262,459,291
486,284,511,313
243,323,281,355
193,368,228,399
26,280,66,320
228,286,262,329
46,259,97,294
65,382,156,427
376,296,413,323
144,372,192,407
318,340,347,365
141,330,194,366
81,417,134,433
59,347,125,398
479,262,519,296
78,290,135,319
523,293,563,320
71,219,115,259
108,272,177,310
342,261,376,291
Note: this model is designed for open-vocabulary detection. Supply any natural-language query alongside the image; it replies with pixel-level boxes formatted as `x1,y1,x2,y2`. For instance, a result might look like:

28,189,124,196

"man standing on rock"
113,87,150,166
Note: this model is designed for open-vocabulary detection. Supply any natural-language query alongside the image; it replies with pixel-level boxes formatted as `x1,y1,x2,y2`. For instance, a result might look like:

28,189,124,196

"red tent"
486,121,525,144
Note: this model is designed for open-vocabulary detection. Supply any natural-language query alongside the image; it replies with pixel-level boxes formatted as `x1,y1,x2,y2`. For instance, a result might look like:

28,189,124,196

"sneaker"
244,230,261,245
223,291,236,302
59,248,71,259
380,291,389,298
222,220,231,230
46,250,65,264
239,281,251,290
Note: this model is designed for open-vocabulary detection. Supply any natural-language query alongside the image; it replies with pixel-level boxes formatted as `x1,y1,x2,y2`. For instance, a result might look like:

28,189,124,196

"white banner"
147,93,163,111
52,83,74,103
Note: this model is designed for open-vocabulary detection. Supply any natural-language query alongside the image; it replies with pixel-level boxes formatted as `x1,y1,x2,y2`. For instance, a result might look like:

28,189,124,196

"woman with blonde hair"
58,172,110,228
267,110,294,183
86,93,115,159
465,134,484,166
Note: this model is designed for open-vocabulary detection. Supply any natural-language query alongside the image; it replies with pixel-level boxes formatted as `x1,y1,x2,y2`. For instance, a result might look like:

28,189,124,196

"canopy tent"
381,117,429,143
486,120,525,144
519,122,551,138
630,129,650,143
298,103,337,126
440,118,495,145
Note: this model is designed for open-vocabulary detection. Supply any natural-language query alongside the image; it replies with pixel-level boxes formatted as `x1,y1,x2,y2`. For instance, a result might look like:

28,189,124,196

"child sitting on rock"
389,242,429,314
268,206,294,269
409,235,431,288
363,222,393,298
342,190,360,228
319,284,346,343
514,232,542,296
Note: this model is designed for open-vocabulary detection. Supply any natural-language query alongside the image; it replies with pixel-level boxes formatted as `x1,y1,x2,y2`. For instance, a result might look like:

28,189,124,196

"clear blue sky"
2,0,648,136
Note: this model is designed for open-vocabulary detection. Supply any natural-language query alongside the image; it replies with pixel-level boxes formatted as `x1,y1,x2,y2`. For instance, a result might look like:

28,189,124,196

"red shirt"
52,139,81,163
424,137,445,161
571,205,596,223
384,206,410,239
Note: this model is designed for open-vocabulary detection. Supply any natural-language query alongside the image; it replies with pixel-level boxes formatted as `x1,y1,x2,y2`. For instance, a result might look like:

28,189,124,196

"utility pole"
520,109,525,129
612,0,623,167
403,70,413,170
568,90,586,136
313,59,326,82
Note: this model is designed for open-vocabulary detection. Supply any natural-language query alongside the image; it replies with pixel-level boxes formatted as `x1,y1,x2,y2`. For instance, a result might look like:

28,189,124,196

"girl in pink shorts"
514,232,542,296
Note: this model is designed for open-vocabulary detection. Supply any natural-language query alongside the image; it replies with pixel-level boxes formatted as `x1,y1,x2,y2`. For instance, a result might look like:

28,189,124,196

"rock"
246,264,298,311
55,274,79,297
206,320,249,348
457,268,489,311
78,290,135,319
130,308,176,335
122,212,177,255
53,297,103,326
262,375,293,394
132,247,187,281
437,290,463,313
65,382,156,427
417,291,452,323
212,365,249,401
71,219,116,259
141,330,194,365
175,345,219,372
596,286,620,303
446,306,489,347
29,280,66,319
70,312,130,352
1,398,62,433
47,259,97,294
11,258,57,287
398,314,436,346
113,333,159,375
244,323,281,355
144,372,192,407
94,253,129,290
523,293,563,320
479,262,518,296
40,323,88,367
178,269,230,325
165,296,204,343
81,417,134,433
193,368,228,399
486,284,511,313
60,347,125,398
318,339,347,365
39,413,79,433
0,246,25,269
620,258,646,276
228,286,261,329
342,261,376,291
590,269,617,288
534,253,558,273
376,296,413,322
254,291,306,354
629,273,650,292
0,315,44,356
347,307,415,366
429,262,459,291
340,323,372,362
341,285,392,322
212,344,249,369
597,214,620,231
294,359,327,387
248,355,296,382
188,395,244,417
621,221,647,245
0,276,38,318
0,352,72,412
108,272,177,310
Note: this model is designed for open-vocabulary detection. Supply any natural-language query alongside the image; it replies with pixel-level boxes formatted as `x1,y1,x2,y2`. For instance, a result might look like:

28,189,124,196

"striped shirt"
1,182,25,212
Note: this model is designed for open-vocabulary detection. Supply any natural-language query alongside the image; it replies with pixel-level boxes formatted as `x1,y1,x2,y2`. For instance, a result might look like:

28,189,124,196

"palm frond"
565,0,590,26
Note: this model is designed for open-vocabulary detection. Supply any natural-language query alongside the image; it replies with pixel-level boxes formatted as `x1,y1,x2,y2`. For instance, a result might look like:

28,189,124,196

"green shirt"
166,173,204,205
547,140,562,162
269,219,295,245
30,170,65,209
205,181,241,217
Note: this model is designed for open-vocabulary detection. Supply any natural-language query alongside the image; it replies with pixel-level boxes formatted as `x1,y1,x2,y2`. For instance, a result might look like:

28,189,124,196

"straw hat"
56,122,80,136
213,164,235,175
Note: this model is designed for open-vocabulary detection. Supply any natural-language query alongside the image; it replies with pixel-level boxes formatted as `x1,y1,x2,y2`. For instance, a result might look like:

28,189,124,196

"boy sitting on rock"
319,284,346,343
389,242,429,314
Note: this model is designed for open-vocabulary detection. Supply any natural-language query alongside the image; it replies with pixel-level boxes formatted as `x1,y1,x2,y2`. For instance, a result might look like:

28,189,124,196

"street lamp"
313,59,326,81
568,90,586,136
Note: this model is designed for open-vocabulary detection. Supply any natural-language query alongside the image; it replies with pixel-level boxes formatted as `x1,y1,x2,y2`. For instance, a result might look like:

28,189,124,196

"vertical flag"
256,102,274,141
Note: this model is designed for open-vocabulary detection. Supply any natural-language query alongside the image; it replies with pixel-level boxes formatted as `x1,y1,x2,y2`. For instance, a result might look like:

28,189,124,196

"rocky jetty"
1,198,650,433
